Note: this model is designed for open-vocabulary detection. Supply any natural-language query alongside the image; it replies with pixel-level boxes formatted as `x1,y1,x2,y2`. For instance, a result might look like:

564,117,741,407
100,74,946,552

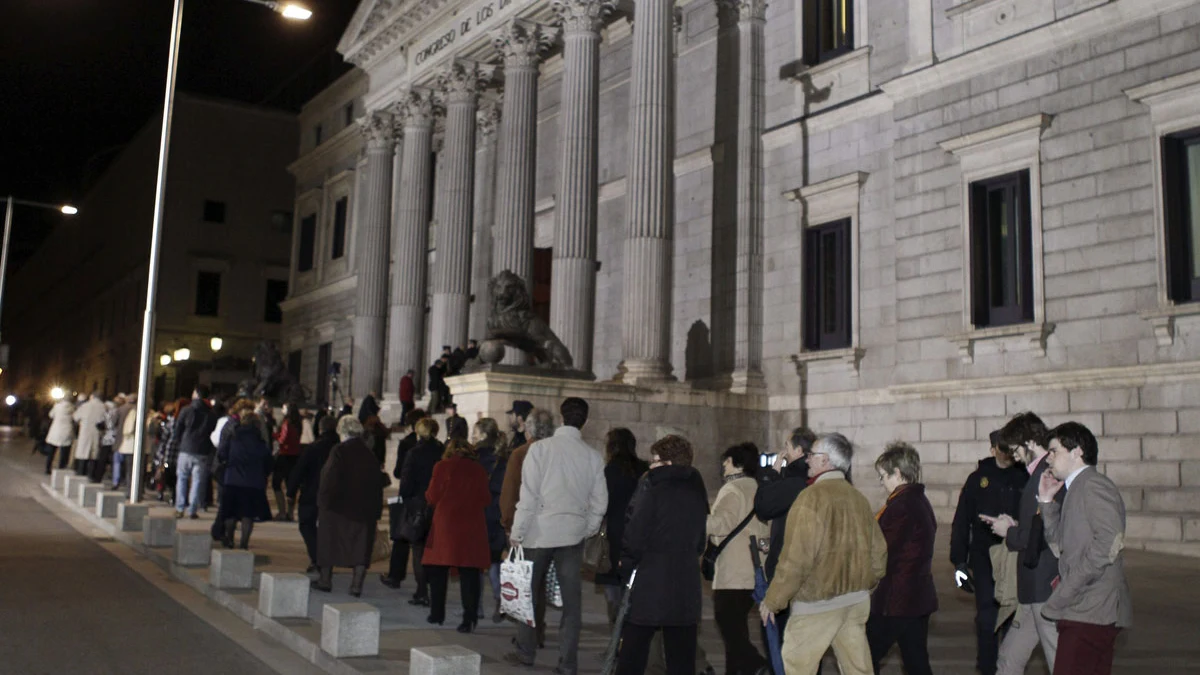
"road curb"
36,482,379,675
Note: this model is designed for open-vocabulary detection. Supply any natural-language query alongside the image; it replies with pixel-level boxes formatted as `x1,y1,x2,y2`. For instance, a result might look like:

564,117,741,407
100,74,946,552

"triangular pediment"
337,0,400,58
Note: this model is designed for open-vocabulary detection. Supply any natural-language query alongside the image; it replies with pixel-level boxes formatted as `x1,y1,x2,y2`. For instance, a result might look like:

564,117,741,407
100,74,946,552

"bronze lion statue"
485,270,574,369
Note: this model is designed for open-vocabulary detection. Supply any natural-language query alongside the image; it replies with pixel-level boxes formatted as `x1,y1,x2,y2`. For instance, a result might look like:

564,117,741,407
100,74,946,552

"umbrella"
600,569,637,675
751,536,785,675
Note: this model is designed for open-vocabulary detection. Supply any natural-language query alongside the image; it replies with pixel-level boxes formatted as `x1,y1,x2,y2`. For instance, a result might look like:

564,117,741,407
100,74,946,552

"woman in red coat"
868,441,939,675
423,438,491,632
272,403,302,521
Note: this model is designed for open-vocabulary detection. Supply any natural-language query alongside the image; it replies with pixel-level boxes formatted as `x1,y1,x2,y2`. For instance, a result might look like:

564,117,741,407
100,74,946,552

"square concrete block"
258,572,310,618
51,469,70,491
320,603,380,658
209,549,255,589
410,646,482,675
118,503,149,532
174,530,212,566
78,483,104,509
64,476,89,501
95,492,124,518
143,515,176,547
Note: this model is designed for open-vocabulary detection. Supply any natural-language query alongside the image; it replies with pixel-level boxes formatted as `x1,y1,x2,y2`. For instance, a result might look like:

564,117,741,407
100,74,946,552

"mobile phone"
760,453,785,468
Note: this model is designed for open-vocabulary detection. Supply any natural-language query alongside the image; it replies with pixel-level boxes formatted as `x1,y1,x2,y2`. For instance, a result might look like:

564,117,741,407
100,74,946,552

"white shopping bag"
500,546,537,627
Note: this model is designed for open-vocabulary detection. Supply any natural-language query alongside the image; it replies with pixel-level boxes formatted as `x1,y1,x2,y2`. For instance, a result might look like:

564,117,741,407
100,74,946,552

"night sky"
0,0,362,269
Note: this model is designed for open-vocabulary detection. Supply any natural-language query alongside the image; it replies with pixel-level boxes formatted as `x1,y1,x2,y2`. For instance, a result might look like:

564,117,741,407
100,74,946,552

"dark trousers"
298,507,318,565
400,401,414,424
91,445,113,483
713,589,766,674
46,445,70,474
1053,620,1120,675
971,553,1000,674
425,565,480,623
867,614,933,675
388,538,410,581
616,623,697,675
515,544,584,673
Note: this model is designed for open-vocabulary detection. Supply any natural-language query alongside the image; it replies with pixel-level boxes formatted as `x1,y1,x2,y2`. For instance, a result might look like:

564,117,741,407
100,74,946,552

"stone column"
729,0,766,392
430,61,484,367
351,110,395,398
470,99,501,343
385,91,436,396
550,0,611,375
619,0,676,383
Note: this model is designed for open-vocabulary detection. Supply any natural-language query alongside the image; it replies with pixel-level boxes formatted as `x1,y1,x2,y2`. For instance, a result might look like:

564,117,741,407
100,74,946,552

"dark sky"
0,0,362,268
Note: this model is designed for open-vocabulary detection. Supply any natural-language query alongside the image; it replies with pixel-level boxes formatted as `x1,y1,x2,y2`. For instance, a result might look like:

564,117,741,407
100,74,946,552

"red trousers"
1054,619,1121,675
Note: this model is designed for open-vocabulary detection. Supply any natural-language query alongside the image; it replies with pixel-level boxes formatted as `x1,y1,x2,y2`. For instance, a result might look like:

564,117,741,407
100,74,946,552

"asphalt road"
0,428,301,675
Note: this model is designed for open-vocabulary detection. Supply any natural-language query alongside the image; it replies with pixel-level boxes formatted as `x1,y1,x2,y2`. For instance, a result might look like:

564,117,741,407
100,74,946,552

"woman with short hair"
867,441,938,675
396,416,444,606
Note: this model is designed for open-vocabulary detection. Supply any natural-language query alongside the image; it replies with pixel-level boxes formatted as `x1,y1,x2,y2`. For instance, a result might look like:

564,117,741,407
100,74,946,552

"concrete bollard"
410,646,482,675
51,469,70,491
320,603,380,658
78,484,105,509
174,530,212,567
209,549,255,589
64,475,89,501
118,503,149,532
258,572,310,618
95,492,124,518
143,515,176,547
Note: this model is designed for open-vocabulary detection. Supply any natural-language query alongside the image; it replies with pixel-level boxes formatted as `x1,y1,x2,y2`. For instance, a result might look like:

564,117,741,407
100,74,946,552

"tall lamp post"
0,197,78,347
129,0,312,505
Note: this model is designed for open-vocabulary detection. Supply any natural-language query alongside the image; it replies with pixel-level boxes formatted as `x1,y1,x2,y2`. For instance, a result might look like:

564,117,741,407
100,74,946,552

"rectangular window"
298,214,317,272
1163,128,1200,303
287,349,302,381
803,219,852,351
203,200,226,223
264,279,288,323
969,170,1034,328
316,343,332,405
195,271,221,317
804,0,854,66
331,197,348,259
344,103,355,127
314,124,323,146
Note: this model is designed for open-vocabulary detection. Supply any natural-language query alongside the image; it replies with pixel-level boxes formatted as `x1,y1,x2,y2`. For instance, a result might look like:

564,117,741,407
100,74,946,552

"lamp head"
60,205,78,215
174,346,191,362
160,353,172,366
50,386,65,401
210,335,223,352
276,2,312,20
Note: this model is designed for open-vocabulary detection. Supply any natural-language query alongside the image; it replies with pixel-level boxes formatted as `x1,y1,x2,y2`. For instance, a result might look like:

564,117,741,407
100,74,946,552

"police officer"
950,430,1027,675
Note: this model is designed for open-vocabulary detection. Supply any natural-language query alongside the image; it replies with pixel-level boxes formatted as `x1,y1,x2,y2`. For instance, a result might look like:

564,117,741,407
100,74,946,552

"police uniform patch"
980,477,989,488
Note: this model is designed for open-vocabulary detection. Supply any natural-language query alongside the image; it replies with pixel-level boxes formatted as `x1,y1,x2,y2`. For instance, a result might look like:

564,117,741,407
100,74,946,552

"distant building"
4,94,297,405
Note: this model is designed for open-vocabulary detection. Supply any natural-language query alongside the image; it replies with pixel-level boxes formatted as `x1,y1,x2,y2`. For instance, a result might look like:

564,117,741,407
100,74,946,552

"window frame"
968,170,1035,329
803,218,853,351
297,214,317,273
314,123,323,146
264,278,288,324
803,0,855,66
194,270,222,317
331,196,348,260
1162,129,1200,304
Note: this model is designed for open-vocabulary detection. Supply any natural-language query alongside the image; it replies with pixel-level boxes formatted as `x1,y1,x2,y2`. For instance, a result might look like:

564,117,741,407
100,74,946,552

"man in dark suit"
1037,422,1132,675
288,416,340,572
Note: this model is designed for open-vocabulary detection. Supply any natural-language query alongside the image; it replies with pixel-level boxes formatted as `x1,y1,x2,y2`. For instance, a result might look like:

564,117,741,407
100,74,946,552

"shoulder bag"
701,509,756,581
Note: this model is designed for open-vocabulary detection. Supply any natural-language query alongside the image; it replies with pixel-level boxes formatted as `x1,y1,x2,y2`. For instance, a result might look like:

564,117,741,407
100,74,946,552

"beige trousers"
781,598,872,675
997,602,1058,675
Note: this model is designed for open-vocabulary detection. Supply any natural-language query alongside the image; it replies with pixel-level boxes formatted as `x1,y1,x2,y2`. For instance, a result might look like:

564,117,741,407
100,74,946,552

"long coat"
46,400,75,447
423,456,491,569
72,398,107,460
596,460,648,586
317,436,387,567
871,483,939,617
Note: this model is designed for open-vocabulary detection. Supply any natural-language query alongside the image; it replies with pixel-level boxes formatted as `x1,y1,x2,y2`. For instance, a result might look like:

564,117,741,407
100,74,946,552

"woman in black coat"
394,417,444,605
216,412,273,549
596,428,649,624
617,435,709,675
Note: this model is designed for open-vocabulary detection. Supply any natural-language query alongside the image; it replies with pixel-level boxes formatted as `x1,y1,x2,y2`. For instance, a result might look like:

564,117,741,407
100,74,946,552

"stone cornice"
715,0,767,21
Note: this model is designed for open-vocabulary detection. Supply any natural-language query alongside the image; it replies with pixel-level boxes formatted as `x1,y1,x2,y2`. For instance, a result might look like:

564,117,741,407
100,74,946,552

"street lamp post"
128,0,311,505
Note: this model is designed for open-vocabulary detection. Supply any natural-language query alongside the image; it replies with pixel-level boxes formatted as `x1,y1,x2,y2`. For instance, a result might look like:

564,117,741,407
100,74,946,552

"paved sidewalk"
16,444,1200,674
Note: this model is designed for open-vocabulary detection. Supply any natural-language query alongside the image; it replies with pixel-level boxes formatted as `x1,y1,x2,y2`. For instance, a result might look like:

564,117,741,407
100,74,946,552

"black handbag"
397,496,432,544
701,510,756,581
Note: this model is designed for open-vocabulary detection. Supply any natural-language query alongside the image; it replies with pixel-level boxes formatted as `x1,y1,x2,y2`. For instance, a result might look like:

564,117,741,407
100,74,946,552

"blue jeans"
175,453,210,515
112,452,126,488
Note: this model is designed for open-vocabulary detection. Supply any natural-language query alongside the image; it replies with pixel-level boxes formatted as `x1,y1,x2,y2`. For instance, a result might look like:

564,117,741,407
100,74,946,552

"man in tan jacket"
760,433,887,675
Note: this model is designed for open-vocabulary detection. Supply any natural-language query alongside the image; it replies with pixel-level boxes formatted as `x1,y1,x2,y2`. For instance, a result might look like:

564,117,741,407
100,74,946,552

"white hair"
815,433,854,474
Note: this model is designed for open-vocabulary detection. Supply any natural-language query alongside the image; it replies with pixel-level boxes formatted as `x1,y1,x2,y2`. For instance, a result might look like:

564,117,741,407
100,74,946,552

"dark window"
804,219,852,351
1163,128,1200,303
804,0,854,66
344,103,355,127
298,214,317,272
970,170,1034,328
533,248,553,326
287,349,302,381
264,279,288,323
203,200,226,223
316,343,332,405
314,124,323,146
195,271,221,317
331,197,348,259
270,210,293,235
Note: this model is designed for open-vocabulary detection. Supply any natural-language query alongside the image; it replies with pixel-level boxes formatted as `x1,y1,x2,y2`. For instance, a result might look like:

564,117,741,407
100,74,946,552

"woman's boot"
349,565,367,597
273,488,287,520
239,518,254,550
222,519,237,549
311,567,333,592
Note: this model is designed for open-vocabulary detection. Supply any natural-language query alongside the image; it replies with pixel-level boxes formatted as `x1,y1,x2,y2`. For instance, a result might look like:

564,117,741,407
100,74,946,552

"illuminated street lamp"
173,345,191,362
210,335,223,352
129,0,313,506
159,353,172,367
50,387,64,401
5,395,15,407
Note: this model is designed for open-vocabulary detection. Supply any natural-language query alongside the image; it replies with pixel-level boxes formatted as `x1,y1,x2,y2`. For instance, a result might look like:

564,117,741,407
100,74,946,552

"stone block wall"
279,286,356,402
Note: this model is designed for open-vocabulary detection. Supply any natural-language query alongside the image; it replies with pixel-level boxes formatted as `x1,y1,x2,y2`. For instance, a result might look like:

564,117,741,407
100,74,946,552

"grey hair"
336,415,365,440
815,432,854,474
526,408,556,441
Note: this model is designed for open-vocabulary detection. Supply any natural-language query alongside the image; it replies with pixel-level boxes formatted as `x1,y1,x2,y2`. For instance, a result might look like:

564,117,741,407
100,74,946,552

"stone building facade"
288,0,1200,554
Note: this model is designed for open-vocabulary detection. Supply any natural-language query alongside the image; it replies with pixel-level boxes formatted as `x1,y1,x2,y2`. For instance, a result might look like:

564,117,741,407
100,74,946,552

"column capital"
552,0,615,35
716,0,767,21
358,110,396,147
477,98,502,139
389,89,438,130
436,60,491,105
493,20,555,68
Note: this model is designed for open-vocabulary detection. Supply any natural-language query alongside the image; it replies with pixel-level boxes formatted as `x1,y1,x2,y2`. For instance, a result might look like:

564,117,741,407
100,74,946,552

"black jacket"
288,430,339,509
1005,460,1064,603
358,395,380,423
950,456,1027,567
399,438,444,500
427,362,446,394
175,398,218,457
393,431,419,480
598,459,649,585
217,422,272,489
621,465,709,626
754,458,811,580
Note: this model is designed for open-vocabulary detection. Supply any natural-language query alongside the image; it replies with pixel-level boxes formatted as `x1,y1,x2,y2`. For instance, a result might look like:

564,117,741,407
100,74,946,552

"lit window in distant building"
1163,128,1200,303
195,271,221,317
203,200,226,223
331,197,348,260
264,279,288,323
298,214,317,272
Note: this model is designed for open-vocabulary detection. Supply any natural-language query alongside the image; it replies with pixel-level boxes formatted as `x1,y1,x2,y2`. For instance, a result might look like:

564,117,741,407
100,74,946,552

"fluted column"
352,110,396,397
470,99,501,343
385,91,436,395
550,0,611,375
619,0,676,383
729,0,766,392
430,61,484,367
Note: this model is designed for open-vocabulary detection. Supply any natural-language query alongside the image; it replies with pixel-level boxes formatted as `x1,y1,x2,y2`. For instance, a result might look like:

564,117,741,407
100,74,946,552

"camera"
760,453,785,469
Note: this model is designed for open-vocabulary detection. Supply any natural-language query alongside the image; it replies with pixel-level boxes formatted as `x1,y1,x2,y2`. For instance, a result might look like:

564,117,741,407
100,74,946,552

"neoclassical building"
283,0,1200,554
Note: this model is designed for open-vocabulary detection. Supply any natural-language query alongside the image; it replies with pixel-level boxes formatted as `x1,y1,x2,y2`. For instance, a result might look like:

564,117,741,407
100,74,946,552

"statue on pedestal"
481,270,574,370
251,341,307,404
